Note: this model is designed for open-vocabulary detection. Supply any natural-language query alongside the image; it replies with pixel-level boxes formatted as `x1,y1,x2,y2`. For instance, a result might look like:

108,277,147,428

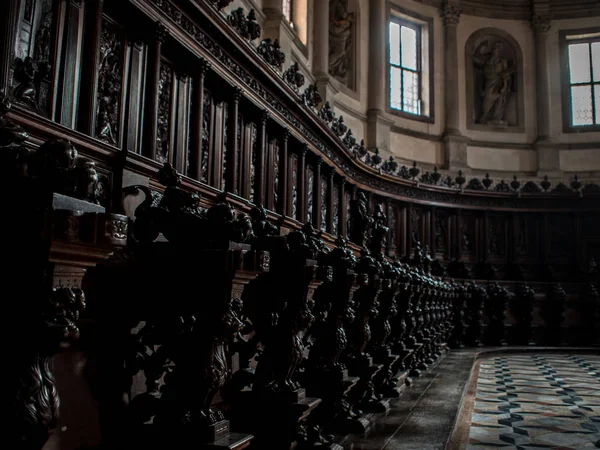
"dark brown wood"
56,0,84,128
327,170,335,233
124,40,144,153
297,143,307,222
142,22,167,161
0,0,21,94
279,129,289,217
226,86,241,194
174,74,191,174
255,110,269,206
339,177,347,237
77,0,104,137
189,58,209,180
314,156,322,229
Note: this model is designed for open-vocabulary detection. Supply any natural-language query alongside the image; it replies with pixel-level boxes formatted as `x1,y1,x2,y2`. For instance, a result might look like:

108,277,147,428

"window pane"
401,26,417,70
592,42,600,82
595,86,600,124
390,66,402,109
569,43,591,83
403,70,420,114
390,22,400,65
571,85,594,125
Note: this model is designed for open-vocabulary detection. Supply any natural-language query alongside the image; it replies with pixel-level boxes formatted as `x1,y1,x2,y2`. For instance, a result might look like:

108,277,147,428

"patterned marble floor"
467,354,600,450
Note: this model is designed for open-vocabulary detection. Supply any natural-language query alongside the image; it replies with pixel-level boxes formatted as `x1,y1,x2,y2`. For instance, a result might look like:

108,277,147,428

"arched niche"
465,28,524,132
329,0,359,92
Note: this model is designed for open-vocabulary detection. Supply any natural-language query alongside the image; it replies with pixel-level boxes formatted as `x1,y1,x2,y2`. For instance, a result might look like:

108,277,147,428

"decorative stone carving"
329,0,354,88
531,15,551,34
441,4,461,27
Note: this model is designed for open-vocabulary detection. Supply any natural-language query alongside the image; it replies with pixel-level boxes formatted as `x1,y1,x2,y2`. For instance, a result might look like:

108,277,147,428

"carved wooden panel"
433,209,449,256
96,18,124,147
157,59,173,164
289,152,298,219
487,214,506,257
200,88,212,183
221,102,228,191
320,175,328,232
346,190,352,237
461,213,477,255
514,214,541,259
388,202,397,254
332,183,340,235
13,0,57,116
410,206,423,245
306,165,314,224
549,214,575,258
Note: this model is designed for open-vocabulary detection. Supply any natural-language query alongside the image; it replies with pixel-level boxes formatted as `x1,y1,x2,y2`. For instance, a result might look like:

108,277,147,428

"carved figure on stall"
369,203,389,256
197,300,244,425
329,0,354,87
477,42,515,125
13,57,38,106
349,191,371,247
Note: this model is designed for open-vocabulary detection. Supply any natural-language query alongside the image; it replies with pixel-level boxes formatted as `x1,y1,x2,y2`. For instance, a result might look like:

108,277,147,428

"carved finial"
441,3,461,27
531,15,551,33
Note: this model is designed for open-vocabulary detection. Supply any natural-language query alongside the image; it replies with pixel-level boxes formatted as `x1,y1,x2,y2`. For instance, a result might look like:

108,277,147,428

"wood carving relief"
157,61,173,164
96,20,123,146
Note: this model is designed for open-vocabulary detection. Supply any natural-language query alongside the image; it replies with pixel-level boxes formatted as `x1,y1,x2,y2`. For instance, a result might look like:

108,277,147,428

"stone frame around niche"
465,28,525,133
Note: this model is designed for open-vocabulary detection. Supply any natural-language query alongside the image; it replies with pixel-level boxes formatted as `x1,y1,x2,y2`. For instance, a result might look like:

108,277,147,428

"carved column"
441,4,468,169
256,110,269,206
367,0,393,154
190,58,210,181
339,178,347,237
279,129,289,217
532,14,559,175
327,170,335,233
312,0,330,97
0,0,20,94
142,22,168,161
77,0,105,138
298,144,308,223
227,87,242,194
314,157,322,229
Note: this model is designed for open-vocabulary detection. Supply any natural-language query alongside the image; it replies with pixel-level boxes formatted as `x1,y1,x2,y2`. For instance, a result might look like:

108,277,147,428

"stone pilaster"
531,14,560,176
367,0,393,154
313,0,330,99
441,3,467,169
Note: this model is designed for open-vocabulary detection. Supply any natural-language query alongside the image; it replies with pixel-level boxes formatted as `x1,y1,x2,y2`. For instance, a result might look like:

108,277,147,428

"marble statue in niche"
472,38,517,126
329,0,355,89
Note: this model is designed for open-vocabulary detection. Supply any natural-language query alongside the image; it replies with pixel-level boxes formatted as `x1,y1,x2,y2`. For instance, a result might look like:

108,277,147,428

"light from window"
567,39,599,126
282,0,293,26
389,21,421,115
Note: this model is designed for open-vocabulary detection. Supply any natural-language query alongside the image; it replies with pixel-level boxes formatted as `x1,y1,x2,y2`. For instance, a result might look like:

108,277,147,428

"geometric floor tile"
468,354,600,449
